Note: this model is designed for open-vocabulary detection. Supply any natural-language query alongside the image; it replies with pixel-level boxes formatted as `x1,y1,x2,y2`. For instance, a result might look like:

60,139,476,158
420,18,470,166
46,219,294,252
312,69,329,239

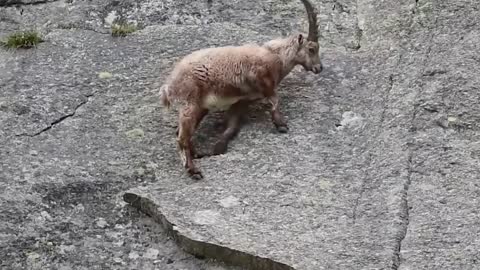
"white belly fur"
203,94,242,111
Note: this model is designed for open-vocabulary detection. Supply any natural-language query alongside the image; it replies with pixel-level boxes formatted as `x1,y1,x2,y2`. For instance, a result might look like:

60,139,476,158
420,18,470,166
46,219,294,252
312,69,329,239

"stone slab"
124,1,480,270
0,22,263,270
2,0,479,269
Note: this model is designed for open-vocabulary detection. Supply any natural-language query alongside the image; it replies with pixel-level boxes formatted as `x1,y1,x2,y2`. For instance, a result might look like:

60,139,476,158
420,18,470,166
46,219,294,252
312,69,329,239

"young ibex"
160,0,323,179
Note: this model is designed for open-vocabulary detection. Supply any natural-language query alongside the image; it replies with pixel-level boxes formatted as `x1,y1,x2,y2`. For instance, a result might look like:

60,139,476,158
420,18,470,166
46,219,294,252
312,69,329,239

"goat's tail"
160,84,172,110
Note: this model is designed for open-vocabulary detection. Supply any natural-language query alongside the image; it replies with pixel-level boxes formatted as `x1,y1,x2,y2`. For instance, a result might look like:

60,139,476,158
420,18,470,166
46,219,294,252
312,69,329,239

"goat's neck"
263,36,300,81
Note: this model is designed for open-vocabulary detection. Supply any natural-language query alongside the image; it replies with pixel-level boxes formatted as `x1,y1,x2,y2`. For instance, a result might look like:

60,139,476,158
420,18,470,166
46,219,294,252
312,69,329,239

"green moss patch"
1,31,43,49
111,23,137,37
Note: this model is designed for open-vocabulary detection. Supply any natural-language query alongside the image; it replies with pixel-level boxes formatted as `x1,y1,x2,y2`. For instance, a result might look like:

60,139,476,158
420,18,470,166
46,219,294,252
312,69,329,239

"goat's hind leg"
177,104,208,179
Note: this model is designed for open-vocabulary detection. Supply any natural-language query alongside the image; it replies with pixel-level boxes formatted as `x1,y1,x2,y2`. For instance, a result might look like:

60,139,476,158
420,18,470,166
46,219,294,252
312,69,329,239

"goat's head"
295,0,323,74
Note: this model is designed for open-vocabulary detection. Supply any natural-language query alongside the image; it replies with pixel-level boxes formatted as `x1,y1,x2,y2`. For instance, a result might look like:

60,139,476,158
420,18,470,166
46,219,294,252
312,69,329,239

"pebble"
129,251,140,260
144,248,159,259
96,218,108,228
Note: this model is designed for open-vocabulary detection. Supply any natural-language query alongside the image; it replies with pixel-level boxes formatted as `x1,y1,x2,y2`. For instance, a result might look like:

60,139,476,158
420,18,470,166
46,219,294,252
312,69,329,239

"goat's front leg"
177,105,208,180
267,95,288,133
212,100,250,155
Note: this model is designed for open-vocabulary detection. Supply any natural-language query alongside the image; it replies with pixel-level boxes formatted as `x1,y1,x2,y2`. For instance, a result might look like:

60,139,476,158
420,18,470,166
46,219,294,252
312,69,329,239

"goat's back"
164,44,282,105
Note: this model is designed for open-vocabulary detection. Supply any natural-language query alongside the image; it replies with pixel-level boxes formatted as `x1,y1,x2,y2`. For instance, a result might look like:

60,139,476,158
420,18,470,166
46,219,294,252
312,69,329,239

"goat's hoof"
188,168,203,180
276,125,289,133
193,152,206,159
212,140,228,155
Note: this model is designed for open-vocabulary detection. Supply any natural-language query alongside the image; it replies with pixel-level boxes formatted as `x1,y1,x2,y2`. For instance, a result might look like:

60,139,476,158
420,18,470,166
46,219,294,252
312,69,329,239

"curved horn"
300,0,319,41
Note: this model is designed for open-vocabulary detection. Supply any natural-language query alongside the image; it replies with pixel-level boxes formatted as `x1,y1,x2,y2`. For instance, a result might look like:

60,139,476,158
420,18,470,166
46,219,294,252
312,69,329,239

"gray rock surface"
1,0,479,270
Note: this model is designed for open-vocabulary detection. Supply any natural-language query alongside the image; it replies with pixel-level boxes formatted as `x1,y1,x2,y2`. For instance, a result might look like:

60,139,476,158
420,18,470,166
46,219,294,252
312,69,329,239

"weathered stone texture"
1,0,479,269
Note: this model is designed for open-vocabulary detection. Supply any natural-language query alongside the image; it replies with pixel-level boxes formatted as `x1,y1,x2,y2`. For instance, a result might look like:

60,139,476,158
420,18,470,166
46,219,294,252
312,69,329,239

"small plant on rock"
111,22,137,37
1,31,43,49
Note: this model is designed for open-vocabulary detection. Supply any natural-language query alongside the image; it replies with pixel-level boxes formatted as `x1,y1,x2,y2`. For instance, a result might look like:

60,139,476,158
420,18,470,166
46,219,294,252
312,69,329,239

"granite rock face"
1,0,479,270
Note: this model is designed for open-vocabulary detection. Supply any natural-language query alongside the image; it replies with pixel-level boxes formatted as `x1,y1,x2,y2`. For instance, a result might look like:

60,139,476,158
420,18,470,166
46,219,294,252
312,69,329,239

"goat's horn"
300,0,319,41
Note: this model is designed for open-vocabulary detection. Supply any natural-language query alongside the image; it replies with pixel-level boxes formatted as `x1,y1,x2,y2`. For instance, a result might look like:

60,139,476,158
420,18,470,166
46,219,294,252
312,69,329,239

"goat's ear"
297,34,304,45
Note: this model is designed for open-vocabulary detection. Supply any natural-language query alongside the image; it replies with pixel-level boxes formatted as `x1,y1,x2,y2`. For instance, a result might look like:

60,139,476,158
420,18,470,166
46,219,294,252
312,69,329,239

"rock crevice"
0,0,58,7
16,93,94,137
123,193,296,270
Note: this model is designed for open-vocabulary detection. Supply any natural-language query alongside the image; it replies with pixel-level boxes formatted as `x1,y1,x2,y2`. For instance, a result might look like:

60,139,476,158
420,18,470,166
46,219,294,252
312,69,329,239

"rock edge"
123,192,296,270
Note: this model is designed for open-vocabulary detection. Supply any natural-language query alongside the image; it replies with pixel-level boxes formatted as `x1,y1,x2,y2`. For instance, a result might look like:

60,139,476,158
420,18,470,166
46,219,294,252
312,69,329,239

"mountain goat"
160,0,323,179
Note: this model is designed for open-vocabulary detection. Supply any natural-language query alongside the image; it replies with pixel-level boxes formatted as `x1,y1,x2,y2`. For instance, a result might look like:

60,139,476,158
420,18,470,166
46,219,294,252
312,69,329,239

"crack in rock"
0,0,58,7
16,93,93,137
123,192,296,270
351,0,363,50
379,74,395,125
351,154,371,223
391,14,437,268
55,25,111,35
391,153,413,270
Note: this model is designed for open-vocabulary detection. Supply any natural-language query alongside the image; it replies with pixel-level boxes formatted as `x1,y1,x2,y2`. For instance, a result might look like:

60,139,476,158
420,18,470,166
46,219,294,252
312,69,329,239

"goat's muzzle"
312,64,323,74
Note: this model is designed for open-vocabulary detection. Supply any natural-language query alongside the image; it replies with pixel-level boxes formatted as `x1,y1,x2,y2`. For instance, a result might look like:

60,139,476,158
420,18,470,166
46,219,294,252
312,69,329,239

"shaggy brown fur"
160,0,323,179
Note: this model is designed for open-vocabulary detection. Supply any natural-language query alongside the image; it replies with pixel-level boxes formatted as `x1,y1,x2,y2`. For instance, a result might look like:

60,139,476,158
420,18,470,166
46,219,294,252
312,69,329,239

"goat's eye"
308,48,315,54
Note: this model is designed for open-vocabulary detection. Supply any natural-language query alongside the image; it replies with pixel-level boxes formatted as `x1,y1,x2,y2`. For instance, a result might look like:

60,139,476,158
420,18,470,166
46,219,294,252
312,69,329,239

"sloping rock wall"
1,1,479,269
